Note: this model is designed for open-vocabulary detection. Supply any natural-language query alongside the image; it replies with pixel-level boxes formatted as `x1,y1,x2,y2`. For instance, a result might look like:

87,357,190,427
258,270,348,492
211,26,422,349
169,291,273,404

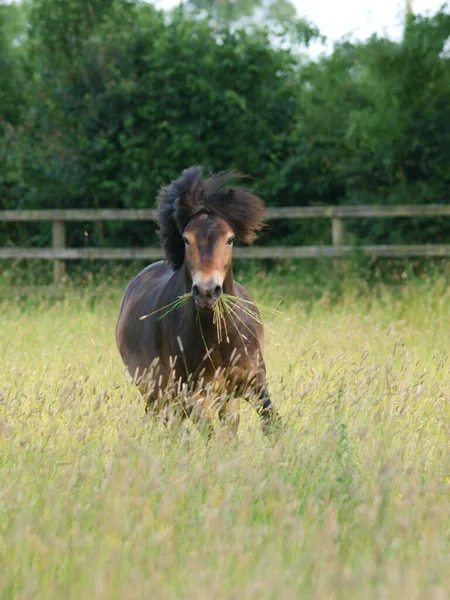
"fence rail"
1,205,449,284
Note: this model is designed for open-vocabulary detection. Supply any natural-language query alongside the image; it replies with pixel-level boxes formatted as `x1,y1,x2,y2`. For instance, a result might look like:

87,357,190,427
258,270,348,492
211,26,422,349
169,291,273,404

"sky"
2,0,447,55
153,0,448,55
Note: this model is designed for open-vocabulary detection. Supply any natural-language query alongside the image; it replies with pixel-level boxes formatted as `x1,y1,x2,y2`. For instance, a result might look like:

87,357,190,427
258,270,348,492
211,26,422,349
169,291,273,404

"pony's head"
157,166,265,310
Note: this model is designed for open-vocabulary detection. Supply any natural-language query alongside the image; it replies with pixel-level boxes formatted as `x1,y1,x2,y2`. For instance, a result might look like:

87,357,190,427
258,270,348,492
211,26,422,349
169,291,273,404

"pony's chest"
166,315,259,379
181,335,254,379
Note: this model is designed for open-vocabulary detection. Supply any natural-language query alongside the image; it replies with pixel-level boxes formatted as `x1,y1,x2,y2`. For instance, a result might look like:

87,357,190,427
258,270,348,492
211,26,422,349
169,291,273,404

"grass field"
0,272,449,599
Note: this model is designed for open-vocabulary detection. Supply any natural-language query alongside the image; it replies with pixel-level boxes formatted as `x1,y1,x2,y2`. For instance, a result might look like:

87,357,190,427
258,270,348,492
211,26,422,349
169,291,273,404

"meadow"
0,270,449,599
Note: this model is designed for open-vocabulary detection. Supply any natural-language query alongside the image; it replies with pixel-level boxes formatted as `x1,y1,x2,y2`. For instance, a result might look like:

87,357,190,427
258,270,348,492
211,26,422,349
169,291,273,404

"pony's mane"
157,166,266,269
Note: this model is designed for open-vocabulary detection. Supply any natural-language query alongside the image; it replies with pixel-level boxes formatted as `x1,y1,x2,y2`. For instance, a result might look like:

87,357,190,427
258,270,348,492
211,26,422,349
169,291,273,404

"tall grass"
0,275,449,599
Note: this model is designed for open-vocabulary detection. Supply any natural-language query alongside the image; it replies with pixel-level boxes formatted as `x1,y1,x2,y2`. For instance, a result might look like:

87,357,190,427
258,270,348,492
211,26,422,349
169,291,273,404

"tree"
185,0,320,48
0,3,27,125
1,0,448,250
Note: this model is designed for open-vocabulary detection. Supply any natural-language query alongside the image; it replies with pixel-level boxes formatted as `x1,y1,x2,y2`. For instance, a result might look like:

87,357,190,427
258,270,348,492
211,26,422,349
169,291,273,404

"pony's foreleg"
250,364,283,437
229,365,282,437
185,396,215,442
256,386,282,437
218,396,240,437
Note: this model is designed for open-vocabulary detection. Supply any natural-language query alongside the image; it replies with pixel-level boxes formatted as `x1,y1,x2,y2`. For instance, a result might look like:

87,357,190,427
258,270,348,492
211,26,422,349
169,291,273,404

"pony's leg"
140,364,186,429
143,393,171,428
144,395,194,435
138,364,160,415
218,396,240,437
256,386,283,437
228,365,281,437
185,397,215,441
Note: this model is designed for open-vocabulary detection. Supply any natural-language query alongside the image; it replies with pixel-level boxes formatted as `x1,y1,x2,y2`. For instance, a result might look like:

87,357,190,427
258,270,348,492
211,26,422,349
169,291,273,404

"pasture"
0,272,449,599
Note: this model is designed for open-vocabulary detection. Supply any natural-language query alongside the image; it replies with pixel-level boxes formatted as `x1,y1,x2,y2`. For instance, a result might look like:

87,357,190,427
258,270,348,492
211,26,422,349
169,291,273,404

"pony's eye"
182,236,190,247
227,237,235,246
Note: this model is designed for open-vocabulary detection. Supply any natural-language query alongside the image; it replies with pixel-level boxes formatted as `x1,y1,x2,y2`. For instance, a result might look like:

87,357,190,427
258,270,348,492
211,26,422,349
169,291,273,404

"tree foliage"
0,0,449,249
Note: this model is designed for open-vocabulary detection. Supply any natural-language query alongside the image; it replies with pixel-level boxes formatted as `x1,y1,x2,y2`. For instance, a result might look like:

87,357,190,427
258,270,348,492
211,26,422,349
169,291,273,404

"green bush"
0,0,449,252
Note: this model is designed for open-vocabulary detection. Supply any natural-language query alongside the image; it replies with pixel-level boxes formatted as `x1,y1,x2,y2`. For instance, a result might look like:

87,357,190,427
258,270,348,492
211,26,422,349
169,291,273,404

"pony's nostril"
192,282,221,301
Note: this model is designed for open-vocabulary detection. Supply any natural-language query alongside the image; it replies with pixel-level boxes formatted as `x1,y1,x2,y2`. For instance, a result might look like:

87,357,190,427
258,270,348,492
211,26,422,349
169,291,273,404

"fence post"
332,217,345,254
52,221,66,285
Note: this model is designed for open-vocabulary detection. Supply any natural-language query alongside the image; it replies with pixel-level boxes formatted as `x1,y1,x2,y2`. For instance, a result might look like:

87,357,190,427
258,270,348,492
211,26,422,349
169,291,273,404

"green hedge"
1,1,449,251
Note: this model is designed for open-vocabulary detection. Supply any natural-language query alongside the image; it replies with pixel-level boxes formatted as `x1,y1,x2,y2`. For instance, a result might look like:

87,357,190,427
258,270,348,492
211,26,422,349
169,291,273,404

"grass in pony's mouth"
139,292,294,341
139,293,193,321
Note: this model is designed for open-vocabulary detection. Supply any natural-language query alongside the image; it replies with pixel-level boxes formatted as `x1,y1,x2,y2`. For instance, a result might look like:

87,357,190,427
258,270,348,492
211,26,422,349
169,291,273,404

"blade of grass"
139,293,192,321
222,293,304,331
221,300,249,355
222,299,260,344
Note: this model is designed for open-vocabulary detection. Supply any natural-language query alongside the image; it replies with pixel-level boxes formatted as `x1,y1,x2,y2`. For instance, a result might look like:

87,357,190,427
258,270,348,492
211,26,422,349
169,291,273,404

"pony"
115,166,280,436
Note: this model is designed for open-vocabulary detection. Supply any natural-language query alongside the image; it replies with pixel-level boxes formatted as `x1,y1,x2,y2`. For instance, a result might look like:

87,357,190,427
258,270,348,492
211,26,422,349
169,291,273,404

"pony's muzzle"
192,281,222,310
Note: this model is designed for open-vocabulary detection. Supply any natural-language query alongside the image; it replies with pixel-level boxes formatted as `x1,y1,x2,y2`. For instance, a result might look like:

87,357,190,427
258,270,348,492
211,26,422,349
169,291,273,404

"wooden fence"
1,205,449,284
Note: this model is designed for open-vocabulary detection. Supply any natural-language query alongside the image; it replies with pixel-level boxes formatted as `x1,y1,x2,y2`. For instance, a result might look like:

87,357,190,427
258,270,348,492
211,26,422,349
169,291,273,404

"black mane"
157,166,266,269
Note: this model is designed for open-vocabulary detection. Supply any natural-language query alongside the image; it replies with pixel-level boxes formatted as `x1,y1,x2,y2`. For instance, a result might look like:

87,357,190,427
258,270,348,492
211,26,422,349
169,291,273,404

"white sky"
3,0,447,56
153,0,448,55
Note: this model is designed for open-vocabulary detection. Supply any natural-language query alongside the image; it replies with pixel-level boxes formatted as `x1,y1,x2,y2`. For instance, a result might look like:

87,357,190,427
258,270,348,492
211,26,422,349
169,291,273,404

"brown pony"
115,166,280,436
